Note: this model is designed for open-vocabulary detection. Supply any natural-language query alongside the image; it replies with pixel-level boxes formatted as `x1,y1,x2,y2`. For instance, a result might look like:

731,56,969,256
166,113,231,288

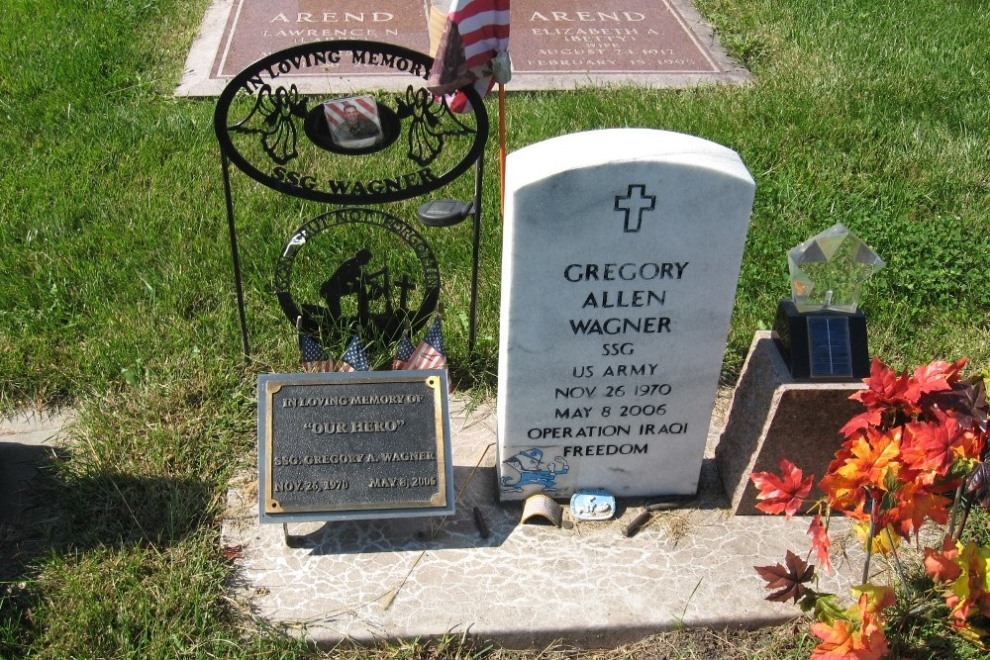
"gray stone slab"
177,0,748,96
221,394,868,648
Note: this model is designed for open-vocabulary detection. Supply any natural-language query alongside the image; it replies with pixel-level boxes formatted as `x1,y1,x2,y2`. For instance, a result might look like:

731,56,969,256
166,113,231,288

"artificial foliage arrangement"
751,357,990,658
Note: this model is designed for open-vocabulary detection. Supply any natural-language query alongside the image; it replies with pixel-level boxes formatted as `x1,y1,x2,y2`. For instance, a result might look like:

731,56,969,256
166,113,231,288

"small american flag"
427,0,510,112
392,332,416,370
339,335,371,372
404,316,447,371
299,332,335,372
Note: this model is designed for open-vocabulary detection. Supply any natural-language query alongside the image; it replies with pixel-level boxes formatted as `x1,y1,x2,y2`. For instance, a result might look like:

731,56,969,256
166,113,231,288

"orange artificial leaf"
901,414,967,478
951,429,985,471
755,549,815,603
808,514,834,574
810,592,891,660
925,537,962,584
751,459,813,519
851,584,896,617
810,618,888,660
853,591,893,660
819,469,869,521
834,429,901,491
889,482,950,538
923,537,990,629
811,618,856,658
947,540,990,621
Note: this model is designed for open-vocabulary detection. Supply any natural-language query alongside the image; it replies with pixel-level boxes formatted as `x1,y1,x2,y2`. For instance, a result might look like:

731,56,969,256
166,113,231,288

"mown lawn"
1,0,988,656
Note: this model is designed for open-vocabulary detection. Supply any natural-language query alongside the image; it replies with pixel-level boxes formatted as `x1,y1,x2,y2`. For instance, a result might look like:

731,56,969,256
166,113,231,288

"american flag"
339,335,371,372
392,332,416,370
299,332,336,372
404,316,447,371
427,0,510,112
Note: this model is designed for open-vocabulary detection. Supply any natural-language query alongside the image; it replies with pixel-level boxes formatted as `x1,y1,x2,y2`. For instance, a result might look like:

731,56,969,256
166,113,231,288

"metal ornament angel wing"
396,87,475,167
230,84,308,165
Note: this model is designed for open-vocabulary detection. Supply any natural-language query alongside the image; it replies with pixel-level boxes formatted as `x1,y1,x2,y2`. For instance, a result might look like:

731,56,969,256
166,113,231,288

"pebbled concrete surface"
222,394,869,648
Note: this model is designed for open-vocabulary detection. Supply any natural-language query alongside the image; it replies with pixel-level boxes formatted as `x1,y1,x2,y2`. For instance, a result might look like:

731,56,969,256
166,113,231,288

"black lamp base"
773,300,870,380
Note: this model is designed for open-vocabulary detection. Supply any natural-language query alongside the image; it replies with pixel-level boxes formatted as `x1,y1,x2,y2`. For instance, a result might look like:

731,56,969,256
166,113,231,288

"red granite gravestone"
513,0,720,78
178,0,747,95
210,1,428,81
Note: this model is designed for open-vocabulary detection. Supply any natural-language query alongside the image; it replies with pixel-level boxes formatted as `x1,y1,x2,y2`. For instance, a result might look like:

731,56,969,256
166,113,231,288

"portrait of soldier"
324,96,383,147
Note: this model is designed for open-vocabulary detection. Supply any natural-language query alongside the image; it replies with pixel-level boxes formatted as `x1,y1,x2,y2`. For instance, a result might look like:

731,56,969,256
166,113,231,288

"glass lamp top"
788,223,884,313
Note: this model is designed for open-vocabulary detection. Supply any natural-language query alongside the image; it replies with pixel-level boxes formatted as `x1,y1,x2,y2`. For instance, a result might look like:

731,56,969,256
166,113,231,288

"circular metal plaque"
215,40,488,205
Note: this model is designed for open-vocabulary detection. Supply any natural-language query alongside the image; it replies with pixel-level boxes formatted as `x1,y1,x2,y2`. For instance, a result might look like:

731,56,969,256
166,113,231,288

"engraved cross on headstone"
614,184,657,232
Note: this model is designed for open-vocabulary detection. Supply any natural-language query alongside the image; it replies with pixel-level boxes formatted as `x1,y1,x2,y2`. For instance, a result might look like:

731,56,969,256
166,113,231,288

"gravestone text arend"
497,129,755,500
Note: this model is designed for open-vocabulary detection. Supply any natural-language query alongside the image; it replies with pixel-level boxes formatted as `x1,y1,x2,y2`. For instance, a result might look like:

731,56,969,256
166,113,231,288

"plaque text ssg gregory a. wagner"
258,370,454,522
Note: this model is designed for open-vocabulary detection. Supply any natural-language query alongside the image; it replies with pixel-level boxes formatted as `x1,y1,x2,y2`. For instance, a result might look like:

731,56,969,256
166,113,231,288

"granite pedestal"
715,331,867,515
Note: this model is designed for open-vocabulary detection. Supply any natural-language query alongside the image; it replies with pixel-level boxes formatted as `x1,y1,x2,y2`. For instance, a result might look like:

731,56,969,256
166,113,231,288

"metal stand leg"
282,523,306,548
468,151,484,354
221,153,250,357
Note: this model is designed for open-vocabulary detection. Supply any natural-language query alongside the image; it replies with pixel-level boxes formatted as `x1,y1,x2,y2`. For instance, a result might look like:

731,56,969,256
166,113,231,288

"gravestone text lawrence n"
497,129,754,500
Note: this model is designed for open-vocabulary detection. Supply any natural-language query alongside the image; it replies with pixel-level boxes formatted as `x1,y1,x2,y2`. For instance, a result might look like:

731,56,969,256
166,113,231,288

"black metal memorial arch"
215,40,489,355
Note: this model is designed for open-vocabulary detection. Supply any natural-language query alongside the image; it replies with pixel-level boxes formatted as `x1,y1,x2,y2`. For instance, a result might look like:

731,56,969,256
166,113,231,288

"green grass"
2,0,990,656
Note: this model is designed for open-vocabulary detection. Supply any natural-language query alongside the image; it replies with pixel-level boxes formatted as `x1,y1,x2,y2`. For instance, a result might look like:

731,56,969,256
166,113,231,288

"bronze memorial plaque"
179,0,747,95
258,370,454,522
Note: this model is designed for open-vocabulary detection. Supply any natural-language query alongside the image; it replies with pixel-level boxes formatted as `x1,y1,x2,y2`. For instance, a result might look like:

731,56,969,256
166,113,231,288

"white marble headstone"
497,129,754,500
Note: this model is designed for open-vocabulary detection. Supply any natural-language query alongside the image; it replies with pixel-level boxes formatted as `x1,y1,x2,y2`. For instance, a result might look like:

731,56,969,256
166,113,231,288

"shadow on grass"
1,442,70,583
2,441,218,654
55,468,217,551
2,441,215,580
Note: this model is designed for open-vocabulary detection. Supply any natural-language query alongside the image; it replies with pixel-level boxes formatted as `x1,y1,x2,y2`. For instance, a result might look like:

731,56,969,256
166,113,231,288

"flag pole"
499,82,507,220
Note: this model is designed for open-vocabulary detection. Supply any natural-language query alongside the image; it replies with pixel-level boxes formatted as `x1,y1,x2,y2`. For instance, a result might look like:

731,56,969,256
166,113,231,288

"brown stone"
212,1,429,79
514,0,719,77
715,332,867,515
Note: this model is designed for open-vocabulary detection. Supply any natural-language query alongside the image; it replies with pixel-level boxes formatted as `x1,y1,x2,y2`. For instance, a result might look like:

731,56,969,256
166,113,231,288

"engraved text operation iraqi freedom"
527,184,693,455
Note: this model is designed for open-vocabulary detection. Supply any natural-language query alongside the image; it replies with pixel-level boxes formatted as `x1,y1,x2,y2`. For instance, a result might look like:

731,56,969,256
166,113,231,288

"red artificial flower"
903,357,967,405
850,358,911,413
751,459,813,519
808,514,833,574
